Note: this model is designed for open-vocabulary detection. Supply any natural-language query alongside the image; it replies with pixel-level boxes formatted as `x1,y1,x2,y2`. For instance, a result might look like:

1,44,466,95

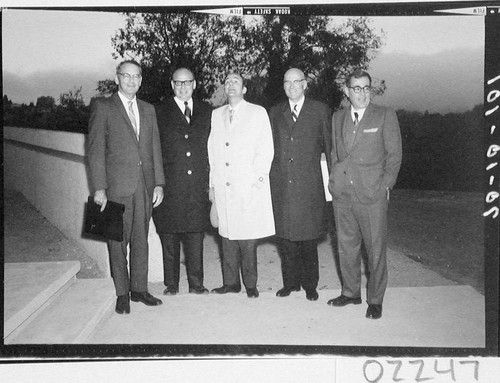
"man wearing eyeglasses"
152,68,213,296
87,60,165,314
327,69,402,319
269,68,332,302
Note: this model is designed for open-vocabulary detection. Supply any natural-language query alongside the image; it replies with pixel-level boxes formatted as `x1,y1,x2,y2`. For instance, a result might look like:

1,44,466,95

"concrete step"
3,261,80,340
6,278,115,344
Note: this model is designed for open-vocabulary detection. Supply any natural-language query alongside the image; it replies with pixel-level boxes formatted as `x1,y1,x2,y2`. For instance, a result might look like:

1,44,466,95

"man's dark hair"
225,71,247,87
116,60,142,74
346,69,372,87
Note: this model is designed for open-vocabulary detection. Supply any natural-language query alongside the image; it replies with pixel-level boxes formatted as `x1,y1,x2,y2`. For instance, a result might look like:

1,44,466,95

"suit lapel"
113,94,139,143
280,102,294,131
222,105,231,131
350,104,374,149
137,100,146,141
338,108,351,152
190,99,200,126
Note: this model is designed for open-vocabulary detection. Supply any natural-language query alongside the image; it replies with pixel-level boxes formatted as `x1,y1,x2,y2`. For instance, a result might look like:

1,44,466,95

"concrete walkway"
2,191,486,350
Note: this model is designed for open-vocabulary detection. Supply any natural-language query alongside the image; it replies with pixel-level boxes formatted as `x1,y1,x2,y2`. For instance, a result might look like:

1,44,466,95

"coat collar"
112,93,140,142
280,96,312,126
224,99,247,128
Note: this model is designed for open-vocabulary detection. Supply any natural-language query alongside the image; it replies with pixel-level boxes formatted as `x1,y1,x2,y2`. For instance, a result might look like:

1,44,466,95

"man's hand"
208,187,215,203
152,186,164,208
94,190,108,212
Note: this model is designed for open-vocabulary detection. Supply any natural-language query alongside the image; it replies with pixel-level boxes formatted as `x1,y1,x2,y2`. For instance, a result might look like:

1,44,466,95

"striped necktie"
292,104,298,122
128,101,138,138
184,101,191,123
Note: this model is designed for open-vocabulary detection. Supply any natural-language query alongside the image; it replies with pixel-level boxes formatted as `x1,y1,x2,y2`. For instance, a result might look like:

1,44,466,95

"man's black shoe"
327,295,362,307
115,294,130,314
306,289,319,301
189,286,209,294
246,288,259,298
276,286,301,297
163,285,179,295
210,285,241,294
131,291,163,306
366,304,383,319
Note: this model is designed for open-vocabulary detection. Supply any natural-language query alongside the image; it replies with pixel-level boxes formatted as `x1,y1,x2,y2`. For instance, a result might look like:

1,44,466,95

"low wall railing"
3,126,163,280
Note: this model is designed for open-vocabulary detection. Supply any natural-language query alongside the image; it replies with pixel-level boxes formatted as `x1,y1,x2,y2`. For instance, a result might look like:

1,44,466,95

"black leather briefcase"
84,196,125,242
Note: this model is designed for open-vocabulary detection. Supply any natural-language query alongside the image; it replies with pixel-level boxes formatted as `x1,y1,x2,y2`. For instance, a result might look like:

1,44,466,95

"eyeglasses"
348,86,372,94
284,79,305,87
118,73,142,81
173,80,195,87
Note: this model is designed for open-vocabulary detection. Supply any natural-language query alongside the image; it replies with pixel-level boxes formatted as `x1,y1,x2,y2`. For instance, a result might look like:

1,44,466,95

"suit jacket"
269,97,332,241
329,103,402,204
208,99,275,240
87,93,165,199
152,97,213,233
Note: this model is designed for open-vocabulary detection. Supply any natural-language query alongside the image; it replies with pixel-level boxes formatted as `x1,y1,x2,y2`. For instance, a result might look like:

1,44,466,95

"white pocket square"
363,128,378,133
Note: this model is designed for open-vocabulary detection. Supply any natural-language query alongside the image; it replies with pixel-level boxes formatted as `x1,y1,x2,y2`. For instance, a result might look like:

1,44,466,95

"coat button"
186,152,191,157
226,162,230,166
226,182,230,186
290,137,294,141
187,170,192,175
288,158,293,163
185,134,189,139
226,142,229,146
137,161,142,166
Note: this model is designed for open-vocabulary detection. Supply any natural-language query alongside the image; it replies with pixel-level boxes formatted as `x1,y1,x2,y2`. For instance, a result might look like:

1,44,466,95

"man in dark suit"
152,68,212,296
87,60,165,314
269,68,332,301
327,69,402,319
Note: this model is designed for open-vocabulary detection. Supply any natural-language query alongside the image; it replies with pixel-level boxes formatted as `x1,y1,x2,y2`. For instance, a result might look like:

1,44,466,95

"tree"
98,12,256,104
36,96,56,109
100,13,384,110
59,86,85,110
246,16,384,109
3,95,13,109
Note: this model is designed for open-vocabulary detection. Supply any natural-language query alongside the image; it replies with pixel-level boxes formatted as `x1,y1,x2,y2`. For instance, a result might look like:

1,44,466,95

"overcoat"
269,97,332,241
208,100,275,240
329,103,402,204
152,97,212,233
87,93,165,198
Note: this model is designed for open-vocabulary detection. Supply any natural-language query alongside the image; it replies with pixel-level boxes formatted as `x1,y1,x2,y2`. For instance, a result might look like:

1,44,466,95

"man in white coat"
208,72,275,298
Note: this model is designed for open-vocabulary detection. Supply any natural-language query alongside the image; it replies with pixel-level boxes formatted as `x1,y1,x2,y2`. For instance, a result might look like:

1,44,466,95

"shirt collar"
118,91,136,107
229,99,244,113
350,106,366,121
288,96,305,114
174,96,192,111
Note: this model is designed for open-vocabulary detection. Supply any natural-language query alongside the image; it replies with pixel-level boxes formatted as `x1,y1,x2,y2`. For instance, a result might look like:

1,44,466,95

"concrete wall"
3,126,163,281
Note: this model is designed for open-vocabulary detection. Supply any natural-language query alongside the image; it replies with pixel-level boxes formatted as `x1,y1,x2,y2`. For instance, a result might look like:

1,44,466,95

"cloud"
4,46,484,114
3,69,113,105
369,47,483,113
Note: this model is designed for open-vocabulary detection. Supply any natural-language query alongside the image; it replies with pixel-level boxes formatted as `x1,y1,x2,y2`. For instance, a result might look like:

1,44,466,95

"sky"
2,7,485,113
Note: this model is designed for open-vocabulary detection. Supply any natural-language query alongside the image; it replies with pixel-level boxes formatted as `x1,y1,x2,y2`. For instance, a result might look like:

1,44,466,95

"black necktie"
184,101,191,123
292,104,298,122
354,112,359,125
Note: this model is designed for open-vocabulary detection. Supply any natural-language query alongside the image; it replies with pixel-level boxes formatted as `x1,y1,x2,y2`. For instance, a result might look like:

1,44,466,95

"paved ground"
3,189,460,293
3,188,488,350
3,189,105,279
